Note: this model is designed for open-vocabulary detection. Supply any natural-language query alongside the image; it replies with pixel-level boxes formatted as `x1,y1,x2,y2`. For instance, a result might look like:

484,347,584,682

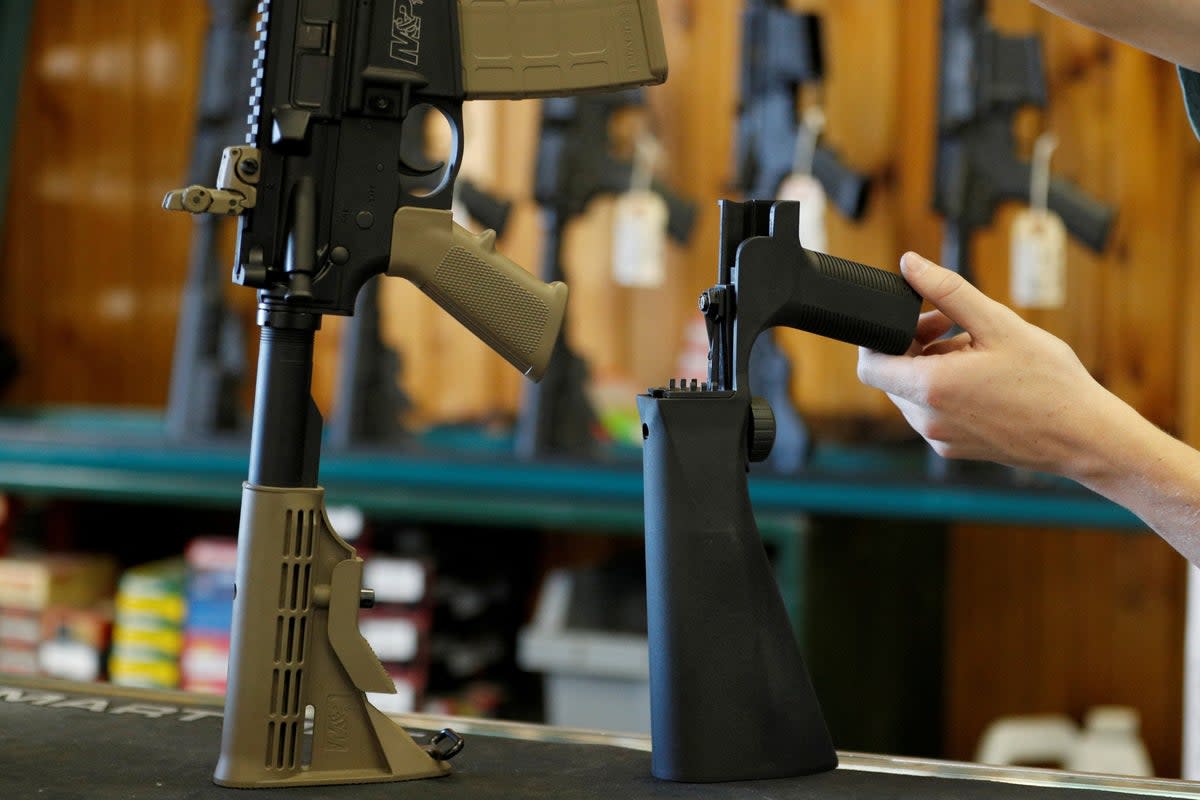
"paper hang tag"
777,173,828,253
612,189,669,288
1010,208,1068,309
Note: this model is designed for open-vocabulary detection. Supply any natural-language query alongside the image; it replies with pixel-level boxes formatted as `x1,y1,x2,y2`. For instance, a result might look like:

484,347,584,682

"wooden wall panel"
2,1,204,406
946,527,1186,776
938,3,1194,779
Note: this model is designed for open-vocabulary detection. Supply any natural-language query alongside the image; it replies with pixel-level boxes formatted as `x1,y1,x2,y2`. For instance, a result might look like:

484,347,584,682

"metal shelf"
0,406,1144,531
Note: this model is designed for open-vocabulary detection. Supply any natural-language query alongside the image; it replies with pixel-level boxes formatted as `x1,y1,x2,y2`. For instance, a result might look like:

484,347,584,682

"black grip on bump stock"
731,204,921,392
800,249,918,355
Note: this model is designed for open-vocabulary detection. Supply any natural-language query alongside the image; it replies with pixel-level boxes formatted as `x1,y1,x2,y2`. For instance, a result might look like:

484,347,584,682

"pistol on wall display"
733,0,874,474
638,200,921,782
514,90,697,460
163,0,668,788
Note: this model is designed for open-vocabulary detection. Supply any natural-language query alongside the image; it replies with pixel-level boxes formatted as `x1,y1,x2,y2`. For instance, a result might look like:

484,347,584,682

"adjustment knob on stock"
748,397,776,463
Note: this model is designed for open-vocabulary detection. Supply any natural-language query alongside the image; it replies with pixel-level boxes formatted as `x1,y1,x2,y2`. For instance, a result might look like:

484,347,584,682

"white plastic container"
975,706,1153,777
517,569,650,734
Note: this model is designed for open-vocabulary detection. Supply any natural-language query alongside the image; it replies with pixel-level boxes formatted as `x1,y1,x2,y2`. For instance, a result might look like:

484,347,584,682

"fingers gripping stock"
639,201,920,782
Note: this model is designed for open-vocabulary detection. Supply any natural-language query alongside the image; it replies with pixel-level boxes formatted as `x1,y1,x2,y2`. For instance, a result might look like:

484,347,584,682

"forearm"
857,253,1200,564
1032,0,1200,72
1067,390,1200,564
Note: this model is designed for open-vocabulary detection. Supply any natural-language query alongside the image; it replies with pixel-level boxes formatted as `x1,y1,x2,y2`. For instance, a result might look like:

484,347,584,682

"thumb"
900,252,1005,341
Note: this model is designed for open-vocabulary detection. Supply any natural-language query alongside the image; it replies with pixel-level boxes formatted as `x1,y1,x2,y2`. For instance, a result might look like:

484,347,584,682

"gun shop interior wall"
3,0,1200,775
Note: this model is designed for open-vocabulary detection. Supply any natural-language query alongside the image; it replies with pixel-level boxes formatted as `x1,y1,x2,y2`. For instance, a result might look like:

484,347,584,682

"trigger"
397,156,444,179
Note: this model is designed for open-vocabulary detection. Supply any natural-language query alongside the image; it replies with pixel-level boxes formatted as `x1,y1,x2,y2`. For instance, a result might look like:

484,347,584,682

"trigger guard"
397,102,463,203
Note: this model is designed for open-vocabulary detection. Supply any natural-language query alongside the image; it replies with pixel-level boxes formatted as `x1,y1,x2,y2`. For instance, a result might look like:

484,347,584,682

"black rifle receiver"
639,200,920,782
515,91,697,459
164,0,669,788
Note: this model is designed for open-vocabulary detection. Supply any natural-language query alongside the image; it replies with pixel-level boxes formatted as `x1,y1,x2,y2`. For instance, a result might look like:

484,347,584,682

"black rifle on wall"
164,0,257,441
0,0,33,395
732,0,874,474
514,91,697,460
930,0,1117,478
935,0,1114,280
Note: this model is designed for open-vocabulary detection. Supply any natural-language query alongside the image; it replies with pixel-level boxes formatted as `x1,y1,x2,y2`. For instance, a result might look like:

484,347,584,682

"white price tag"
778,172,828,253
1010,208,1067,309
612,189,669,288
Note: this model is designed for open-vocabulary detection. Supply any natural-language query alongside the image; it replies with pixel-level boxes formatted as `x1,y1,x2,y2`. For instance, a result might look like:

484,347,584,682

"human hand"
856,252,1126,478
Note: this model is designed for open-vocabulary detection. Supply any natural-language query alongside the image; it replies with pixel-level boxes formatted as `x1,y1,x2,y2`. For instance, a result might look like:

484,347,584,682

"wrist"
1060,388,1174,491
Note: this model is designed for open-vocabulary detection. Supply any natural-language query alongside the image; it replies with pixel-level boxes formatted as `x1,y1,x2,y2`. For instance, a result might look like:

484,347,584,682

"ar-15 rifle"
514,90,697,460
931,0,1116,479
165,0,256,442
733,0,873,474
327,101,514,449
935,0,1115,282
638,199,921,781
164,0,667,788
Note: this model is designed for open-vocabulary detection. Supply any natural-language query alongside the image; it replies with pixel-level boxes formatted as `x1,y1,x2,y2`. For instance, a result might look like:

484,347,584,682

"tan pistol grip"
387,207,567,382
458,0,668,98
